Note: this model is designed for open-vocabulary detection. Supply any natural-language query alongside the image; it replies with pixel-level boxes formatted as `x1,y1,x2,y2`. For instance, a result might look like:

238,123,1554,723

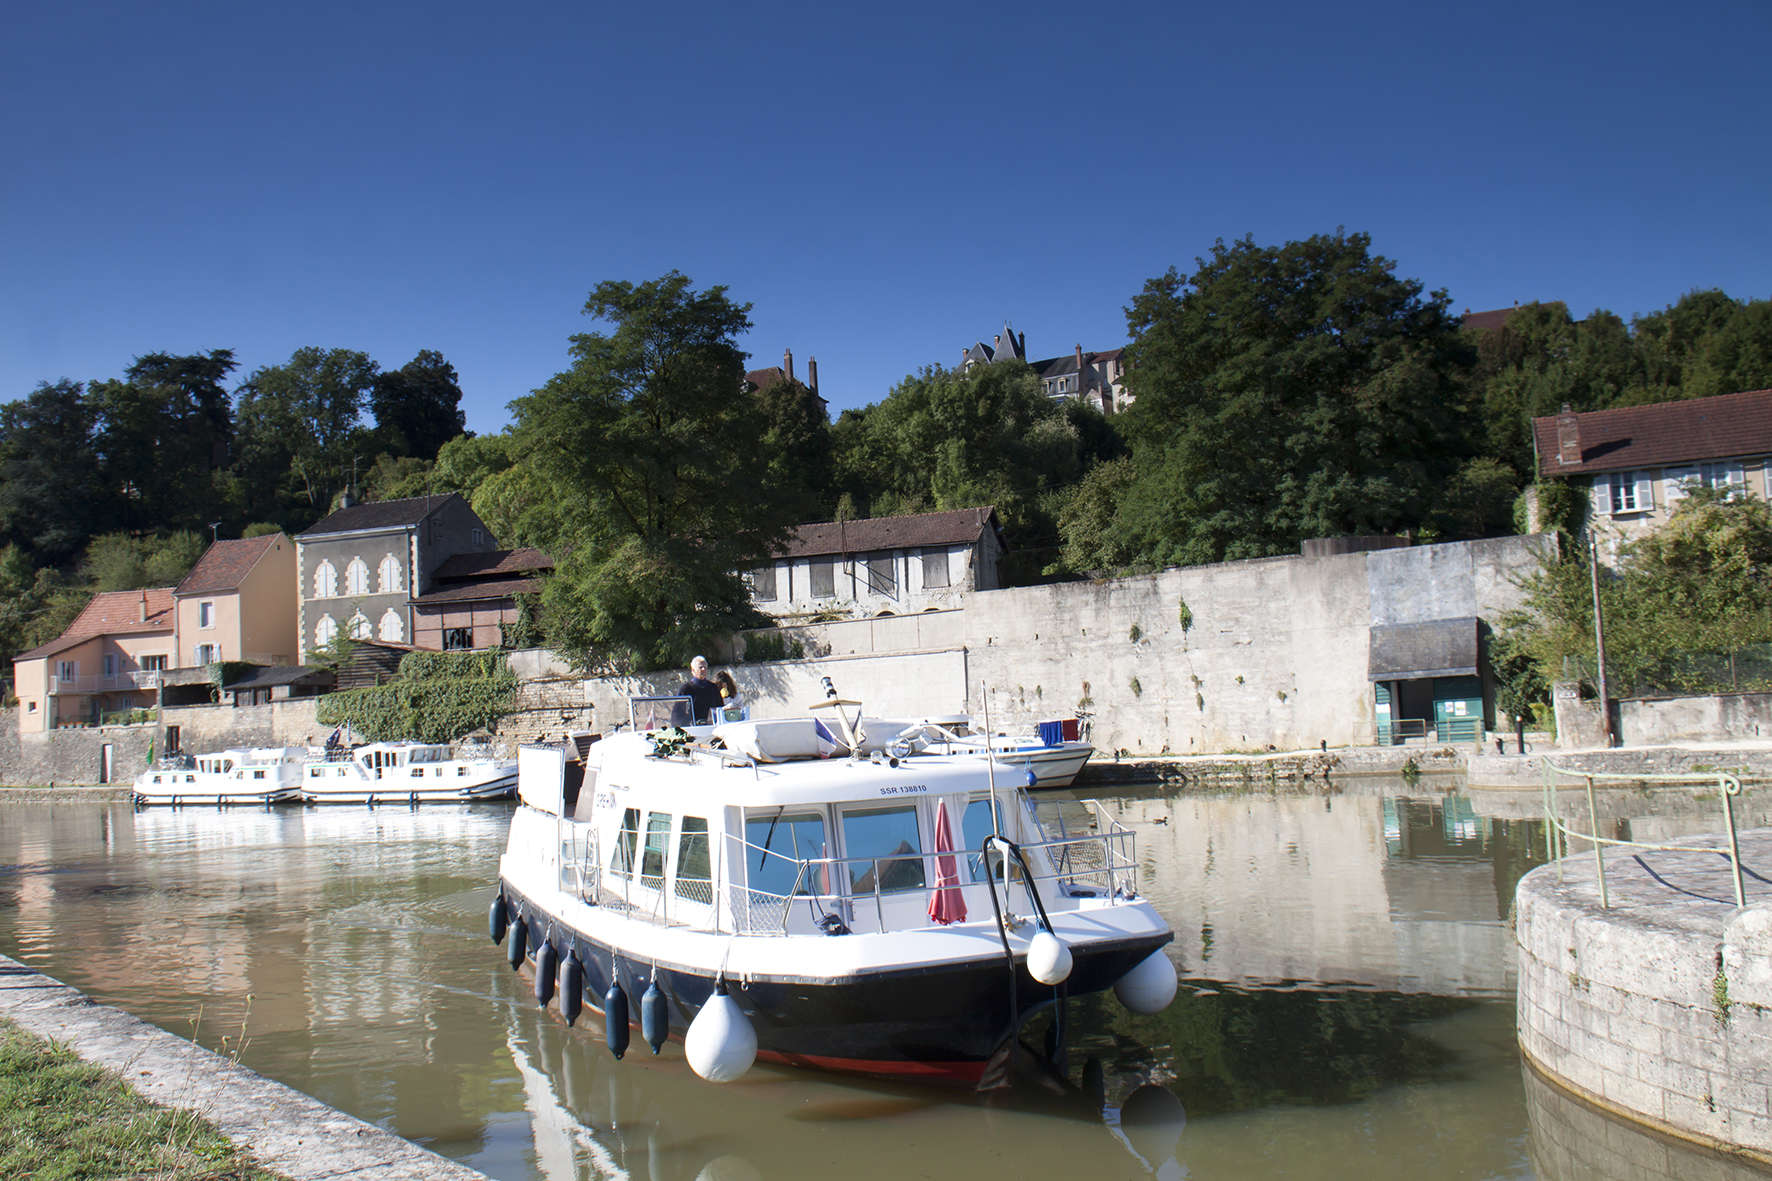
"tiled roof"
1461,307,1518,334
298,493,466,538
1030,347,1126,380
15,588,175,662
1532,389,1772,478
745,366,787,392
176,534,281,596
225,665,335,691
432,547,552,582
411,576,543,606
774,508,1000,559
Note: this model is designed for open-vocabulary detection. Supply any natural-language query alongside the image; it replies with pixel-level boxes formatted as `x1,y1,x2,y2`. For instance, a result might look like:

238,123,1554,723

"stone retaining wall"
1515,837,1772,1162
0,700,321,787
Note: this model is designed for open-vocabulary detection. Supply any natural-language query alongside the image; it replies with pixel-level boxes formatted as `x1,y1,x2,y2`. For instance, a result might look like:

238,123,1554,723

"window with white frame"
315,615,338,648
55,660,76,683
1605,471,1654,515
193,643,218,664
345,558,370,596
1665,461,1746,507
378,553,403,593
198,601,214,628
314,560,338,599
141,654,167,671
348,612,373,640
378,609,405,642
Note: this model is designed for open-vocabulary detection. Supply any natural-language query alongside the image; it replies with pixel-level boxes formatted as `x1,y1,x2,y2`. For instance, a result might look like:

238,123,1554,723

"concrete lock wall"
1517,862,1772,1161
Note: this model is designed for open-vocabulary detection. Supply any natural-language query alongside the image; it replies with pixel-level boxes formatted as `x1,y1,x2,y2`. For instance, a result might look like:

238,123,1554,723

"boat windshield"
628,695,696,730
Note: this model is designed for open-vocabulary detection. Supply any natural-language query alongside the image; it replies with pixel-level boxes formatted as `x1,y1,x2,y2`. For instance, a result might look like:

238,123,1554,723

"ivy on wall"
317,650,518,743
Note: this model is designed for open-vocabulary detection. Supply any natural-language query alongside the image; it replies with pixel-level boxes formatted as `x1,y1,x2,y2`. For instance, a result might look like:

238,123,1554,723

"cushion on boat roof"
713,720,842,762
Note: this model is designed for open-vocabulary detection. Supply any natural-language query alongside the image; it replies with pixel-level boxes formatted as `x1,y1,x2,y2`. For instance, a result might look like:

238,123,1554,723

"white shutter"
1634,471,1654,512
1663,465,1696,507
1596,475,1615,515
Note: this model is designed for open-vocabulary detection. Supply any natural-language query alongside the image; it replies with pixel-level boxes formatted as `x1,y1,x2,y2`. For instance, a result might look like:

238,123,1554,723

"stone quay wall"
0,700,321,787
1515,837,1772,1163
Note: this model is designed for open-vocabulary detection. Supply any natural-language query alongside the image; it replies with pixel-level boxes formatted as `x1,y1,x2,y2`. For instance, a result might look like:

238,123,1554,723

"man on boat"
675,655,723,724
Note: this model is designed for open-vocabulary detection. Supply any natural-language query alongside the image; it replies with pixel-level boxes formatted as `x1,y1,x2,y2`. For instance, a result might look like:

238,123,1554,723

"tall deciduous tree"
233,347,378,524
1094,231,1475,569
370,348,468,461
509,273,791,670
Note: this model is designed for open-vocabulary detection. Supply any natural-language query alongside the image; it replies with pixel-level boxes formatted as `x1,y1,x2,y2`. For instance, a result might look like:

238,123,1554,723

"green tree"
0,381,110,563
233,347,378,524
370,349,468,460
754,377,834,523
1472,302,1637,475
88,350,236,535
508,273,791,670
1105,231,1475,568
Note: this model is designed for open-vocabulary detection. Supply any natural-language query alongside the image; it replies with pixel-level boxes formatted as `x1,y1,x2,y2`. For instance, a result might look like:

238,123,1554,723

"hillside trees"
370,348,468,461
509,272,796,671
233,347,380,524
1084,231,1477,568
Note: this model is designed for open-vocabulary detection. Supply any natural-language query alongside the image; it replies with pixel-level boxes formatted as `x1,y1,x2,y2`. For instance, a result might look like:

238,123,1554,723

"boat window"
676,816,711,904
840,805,925,895
744,810,826,897
640,812,671,890
611,808,641,876
963,795,1024,882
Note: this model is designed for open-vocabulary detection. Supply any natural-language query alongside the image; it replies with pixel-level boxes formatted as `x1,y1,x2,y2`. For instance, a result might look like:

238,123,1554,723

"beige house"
171,533,298,666
1533,389,1772,553
13,533,298,733
14,589,176,732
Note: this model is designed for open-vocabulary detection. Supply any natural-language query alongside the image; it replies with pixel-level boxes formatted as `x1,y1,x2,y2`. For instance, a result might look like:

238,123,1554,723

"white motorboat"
133,746,308,806
883,716,1094,789
490,684,1175,1085
300,740,518,804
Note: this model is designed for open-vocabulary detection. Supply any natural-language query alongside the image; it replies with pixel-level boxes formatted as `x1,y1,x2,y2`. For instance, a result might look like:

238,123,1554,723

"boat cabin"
519,711,1132,939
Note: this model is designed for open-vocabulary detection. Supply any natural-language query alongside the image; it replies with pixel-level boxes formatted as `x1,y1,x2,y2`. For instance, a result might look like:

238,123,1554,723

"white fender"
1113,949,1178,1013
685,987,757,1083
1027,929,1073,986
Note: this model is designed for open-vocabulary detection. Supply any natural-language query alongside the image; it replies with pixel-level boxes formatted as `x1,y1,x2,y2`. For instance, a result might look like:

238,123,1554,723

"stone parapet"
1515,832,1772,1163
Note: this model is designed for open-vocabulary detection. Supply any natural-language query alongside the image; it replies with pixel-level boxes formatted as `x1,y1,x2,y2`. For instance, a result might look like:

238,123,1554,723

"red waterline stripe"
759,1048,986,1083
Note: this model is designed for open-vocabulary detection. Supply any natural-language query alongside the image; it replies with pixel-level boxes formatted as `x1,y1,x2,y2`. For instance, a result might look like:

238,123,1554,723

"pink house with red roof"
12,533,297,732
1531,388,1772,547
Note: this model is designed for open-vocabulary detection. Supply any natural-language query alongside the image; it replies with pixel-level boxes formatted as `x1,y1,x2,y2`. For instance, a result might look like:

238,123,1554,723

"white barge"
492,688,1175,1084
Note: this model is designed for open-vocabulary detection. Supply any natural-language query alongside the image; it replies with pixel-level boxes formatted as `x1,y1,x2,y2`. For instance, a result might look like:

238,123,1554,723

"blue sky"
4,0,1768,435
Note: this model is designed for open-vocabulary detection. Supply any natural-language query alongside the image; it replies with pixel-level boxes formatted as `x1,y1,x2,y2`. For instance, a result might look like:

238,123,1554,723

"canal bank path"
0,952,492,1181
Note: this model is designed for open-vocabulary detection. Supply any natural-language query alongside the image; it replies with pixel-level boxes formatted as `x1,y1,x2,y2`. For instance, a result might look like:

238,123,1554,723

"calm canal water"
2,777,1768,1180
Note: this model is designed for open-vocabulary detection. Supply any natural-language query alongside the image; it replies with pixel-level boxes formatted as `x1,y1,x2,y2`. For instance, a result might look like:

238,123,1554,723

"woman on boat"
714,669,744,719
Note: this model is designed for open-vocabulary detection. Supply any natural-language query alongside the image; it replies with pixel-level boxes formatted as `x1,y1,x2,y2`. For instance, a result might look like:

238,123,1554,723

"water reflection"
0,783,1762,1179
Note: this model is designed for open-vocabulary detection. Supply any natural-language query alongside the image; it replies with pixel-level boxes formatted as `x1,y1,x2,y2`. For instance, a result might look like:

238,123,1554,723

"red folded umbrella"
927,799,967,925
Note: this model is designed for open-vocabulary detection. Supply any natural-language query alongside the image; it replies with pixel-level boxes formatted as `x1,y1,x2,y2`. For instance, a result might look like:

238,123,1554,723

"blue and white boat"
491,684,1175,1085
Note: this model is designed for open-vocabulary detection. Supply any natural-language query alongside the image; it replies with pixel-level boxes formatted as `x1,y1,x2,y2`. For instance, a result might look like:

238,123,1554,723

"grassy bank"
0,1017,289,1180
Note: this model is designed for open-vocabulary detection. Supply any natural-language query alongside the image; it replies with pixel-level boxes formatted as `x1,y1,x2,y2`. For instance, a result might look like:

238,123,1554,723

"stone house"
295,493,496,663
960,323,1130,412
746,507,1005,620
1532,388,1772,552
411,547,552,651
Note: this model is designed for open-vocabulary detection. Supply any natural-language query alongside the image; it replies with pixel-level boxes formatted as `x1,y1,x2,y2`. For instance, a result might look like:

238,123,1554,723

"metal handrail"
1539,757,1748,908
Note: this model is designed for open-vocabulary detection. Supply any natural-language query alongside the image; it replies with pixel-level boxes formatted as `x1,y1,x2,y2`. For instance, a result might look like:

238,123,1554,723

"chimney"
1556,403,1581,466
807,356,818,396
783,348,794,383
993,334,1001,350
1075,344,1085,389
138,592,147,623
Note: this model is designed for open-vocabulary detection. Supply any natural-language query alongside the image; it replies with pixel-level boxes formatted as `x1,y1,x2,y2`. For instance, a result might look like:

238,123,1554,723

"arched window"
348,612,373,640
345,558,370,596
377,553,403,594
378,609,405,643
315,615,338,647
314,560,338,599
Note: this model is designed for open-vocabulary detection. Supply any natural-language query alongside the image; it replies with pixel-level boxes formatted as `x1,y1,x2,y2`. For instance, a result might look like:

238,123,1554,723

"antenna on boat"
981,685,1002,838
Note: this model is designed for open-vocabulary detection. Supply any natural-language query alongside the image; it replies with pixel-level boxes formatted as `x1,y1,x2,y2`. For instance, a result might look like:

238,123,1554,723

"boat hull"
498,878,1169,1082
301,767,517,804
996,743,1094,789
132,784,302,806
